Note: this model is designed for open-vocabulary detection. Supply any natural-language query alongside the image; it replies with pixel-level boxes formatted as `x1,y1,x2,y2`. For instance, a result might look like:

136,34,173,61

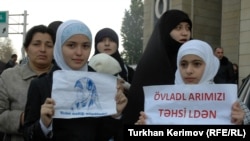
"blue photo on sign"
71,77,101,110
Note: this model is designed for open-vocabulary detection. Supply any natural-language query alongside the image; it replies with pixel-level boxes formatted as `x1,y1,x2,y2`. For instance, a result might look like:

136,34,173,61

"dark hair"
213,46,223,52
48,21,63,35
11,54,17,58
23,25,55,49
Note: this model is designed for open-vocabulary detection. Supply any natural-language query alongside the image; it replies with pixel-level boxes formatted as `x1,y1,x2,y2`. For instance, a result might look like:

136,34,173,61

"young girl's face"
97,37,117,55
179,54,205,84
170,22,191,43
62,34,91,70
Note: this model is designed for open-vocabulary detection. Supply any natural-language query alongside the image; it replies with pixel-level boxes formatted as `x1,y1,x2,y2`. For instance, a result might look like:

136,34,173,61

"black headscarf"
48,21,63,64
94,28,130,82
122,9,192,124
48,21,63,35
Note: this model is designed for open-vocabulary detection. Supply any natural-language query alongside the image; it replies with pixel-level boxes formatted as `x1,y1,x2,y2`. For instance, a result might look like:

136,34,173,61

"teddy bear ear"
88,53,122,75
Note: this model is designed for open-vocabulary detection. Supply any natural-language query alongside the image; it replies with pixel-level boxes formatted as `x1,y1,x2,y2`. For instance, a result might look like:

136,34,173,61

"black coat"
122,9,192,125
23,64,121,141
214,56,235,84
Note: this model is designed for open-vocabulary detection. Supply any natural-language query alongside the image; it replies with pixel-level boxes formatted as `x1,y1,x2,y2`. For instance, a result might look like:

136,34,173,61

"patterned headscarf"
53,20,92,70
175,39,219,84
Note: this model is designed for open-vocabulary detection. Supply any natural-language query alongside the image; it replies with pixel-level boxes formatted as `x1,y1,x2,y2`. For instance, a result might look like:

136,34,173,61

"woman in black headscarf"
94,28,134,84
123,9,193,125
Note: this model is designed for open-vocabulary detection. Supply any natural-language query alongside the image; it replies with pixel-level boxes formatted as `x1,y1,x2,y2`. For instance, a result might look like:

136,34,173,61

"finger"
118,96,127,105
231,114,244,125
42,107,54,117
115,89,123,101
135,120,141,125
45,98,55,105
116,79,123,89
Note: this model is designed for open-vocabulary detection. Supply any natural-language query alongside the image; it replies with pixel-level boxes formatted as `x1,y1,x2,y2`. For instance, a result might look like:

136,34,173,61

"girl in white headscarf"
136,39,249,125
23,20,127,141
175,39,219,84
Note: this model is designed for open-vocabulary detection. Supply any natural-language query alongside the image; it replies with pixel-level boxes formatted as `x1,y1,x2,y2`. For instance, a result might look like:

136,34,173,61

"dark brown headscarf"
123,9,192,124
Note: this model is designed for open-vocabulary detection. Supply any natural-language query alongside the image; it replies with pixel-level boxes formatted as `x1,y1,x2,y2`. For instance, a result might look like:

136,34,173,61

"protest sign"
144,84,237,124
52,70,117,118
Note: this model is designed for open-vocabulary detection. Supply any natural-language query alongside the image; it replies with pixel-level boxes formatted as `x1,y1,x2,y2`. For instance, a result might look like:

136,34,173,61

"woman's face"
170,22,191,43
25,32,54,67
179,54,205,84
62,34,91,70
96,37,117,55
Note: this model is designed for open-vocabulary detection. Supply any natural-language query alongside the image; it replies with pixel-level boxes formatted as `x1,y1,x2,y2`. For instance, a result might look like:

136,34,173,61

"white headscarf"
175,39,219,84
53,20,92,71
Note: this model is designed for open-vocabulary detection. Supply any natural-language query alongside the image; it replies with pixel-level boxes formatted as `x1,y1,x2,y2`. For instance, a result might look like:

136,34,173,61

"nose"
40,44,46,52
76,46,83,55
104,39,110,45
181,28,189,35
186,65,193,75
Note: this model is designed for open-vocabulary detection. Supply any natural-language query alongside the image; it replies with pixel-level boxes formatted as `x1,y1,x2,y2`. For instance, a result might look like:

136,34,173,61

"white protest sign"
143,84,237,125
52,70,117,118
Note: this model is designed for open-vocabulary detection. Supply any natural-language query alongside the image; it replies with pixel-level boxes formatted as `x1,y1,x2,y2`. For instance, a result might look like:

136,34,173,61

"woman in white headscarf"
23,20,127,141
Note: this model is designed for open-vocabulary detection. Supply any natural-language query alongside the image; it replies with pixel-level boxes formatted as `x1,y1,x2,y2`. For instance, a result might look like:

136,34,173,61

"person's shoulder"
5,60,11,64
5,62,11,68
1,65,20,76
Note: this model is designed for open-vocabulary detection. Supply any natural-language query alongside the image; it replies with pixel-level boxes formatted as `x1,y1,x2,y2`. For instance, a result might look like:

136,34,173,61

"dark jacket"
23,64,117,141
0,61,5,74
5,60,16,69
214,56,235,84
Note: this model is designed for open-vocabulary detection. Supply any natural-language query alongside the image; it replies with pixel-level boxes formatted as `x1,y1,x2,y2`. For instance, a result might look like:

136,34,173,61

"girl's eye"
67,43,75,48
186,25,191,31
193,61,203,67
82,44,91,49
180,62,188,68
175,26,182,30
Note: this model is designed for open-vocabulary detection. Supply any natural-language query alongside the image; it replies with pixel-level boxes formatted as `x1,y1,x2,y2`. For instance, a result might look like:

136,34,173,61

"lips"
73,59,83,63
184,78,196,82
37,55,47,59
180,39,187,42
104,49,111,51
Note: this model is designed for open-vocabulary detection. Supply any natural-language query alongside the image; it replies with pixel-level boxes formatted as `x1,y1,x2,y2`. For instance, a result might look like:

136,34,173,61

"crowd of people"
0,9,249,141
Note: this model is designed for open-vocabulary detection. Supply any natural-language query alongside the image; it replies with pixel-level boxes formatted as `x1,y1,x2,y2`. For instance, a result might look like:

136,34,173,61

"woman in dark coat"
122,9,193,125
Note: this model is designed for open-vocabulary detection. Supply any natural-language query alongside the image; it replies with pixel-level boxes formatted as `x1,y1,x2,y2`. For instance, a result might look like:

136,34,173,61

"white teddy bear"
88,53,131,90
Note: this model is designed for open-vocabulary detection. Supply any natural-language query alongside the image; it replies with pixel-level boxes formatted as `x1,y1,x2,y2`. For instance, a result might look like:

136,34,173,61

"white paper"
144,84,237,125
52,70,117,119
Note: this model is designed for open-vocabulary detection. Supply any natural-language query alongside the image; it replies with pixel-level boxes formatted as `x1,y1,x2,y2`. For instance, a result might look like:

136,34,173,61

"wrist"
20,112,24,126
